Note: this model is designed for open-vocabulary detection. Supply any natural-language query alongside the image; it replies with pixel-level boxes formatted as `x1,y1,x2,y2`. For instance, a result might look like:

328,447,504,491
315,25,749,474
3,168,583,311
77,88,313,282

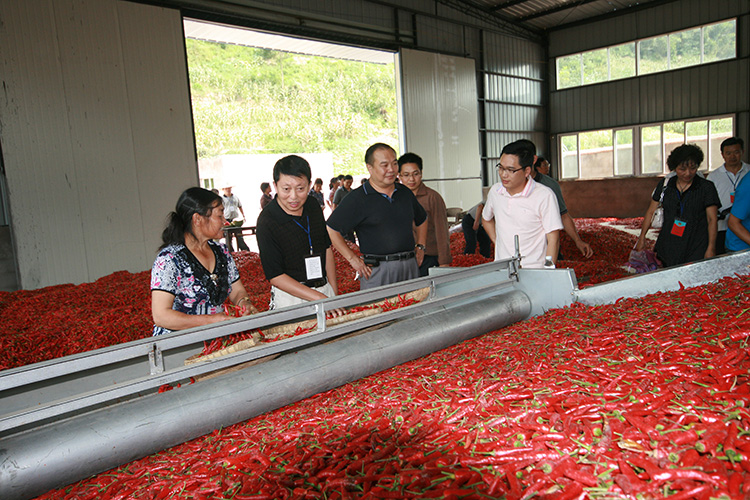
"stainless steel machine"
1,250,748,500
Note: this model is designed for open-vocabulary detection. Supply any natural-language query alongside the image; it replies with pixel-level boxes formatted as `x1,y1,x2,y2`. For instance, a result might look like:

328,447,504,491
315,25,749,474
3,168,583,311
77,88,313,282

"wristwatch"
415,244,426,251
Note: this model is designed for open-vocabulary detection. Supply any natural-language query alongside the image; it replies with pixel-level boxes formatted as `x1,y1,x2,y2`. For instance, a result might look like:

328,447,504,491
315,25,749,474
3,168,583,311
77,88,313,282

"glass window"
557,54,581,89
641,125,663,174
664,122,685,162
704,20,736,63
639,35,668,74
686,121,708,168
582,48,608,85
614,129,633,176
579,130,613,179
609,43,636,80
709,117,733,170
555,19,736,90
560,135,579,179
670,27,701,69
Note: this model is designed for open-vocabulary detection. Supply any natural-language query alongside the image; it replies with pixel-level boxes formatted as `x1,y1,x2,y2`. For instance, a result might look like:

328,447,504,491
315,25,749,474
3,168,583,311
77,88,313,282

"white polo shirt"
706,162,750,232
482,177,563,268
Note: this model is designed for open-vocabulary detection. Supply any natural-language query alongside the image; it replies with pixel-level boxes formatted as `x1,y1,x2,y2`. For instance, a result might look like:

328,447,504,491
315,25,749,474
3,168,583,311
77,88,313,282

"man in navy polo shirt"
327,143,428,290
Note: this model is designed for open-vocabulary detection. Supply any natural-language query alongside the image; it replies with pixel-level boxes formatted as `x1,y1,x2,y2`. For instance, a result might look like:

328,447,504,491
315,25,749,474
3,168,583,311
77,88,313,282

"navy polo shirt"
327,180,427,255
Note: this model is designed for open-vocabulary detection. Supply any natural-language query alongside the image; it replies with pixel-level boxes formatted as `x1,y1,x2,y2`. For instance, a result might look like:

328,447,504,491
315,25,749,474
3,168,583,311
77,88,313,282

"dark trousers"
418,254,440,277
226,219,250,251
462,214,491,258
716,230,727,255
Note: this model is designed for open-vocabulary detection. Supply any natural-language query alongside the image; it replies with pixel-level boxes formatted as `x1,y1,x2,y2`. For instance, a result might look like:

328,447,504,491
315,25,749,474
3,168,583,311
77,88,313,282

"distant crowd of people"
149,136,749,335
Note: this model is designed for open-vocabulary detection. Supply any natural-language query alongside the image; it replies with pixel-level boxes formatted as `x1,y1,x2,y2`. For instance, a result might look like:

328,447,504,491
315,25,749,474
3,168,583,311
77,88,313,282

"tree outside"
186,39,399,177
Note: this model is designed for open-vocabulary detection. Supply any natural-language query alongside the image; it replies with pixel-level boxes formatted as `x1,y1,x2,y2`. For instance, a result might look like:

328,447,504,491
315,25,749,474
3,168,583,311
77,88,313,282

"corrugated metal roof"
183,19,395,64
456,0,670,31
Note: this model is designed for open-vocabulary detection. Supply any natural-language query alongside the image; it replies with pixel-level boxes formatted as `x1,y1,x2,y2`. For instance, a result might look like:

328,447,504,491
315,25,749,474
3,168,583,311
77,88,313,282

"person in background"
327,177,340,210
398,152,451,275
707,137,748,254
256,156,339,310
260,182,273,210
529,147,593,259
327,143,427,290
332,175,353,210
462,200,492,258
727,174,750,252
534,156,551,176
151,187,257,336
309,178,325,208
221,185,249,251
636,144,720,267
482,140,563,268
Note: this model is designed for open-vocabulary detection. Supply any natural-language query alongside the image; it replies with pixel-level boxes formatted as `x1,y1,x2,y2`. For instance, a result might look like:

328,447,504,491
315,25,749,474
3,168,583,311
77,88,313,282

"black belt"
302,277,327,288
363,251,415,262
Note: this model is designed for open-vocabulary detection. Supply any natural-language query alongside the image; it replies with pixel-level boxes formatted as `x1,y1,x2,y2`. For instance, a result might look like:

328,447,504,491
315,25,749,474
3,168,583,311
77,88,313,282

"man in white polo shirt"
482,140,563,268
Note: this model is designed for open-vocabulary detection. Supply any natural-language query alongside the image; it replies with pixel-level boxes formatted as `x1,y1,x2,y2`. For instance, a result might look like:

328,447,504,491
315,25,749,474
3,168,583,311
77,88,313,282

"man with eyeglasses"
398,152,452,276
482,140,563,268
327,143,428,289
707,137,749,254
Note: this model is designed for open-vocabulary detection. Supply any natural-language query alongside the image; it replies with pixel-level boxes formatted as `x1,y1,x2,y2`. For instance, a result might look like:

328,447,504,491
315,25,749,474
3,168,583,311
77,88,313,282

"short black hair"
501,140,536,169
666,144,704,171
398,152,423,171
721,137,745,152
343,174,353,181
337,174,345,181
365,143,396,166
314,178,323,185
273,155,311,183
534,156,547,169
260,182,270,192
516,139,537,156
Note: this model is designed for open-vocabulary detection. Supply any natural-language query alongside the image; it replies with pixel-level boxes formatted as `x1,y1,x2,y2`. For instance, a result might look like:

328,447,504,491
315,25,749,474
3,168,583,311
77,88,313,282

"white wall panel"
0,0,196,289
0,0,88,287
398,48,483,209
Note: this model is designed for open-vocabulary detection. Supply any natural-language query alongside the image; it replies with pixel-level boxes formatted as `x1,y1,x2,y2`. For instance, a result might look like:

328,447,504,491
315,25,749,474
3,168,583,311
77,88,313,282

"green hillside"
186,39,398,175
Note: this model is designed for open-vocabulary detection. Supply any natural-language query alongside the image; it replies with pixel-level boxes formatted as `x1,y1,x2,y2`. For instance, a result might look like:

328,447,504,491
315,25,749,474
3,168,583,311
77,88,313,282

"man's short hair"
516,139,537,156
398,153,423,171
260,182,270,192
365,143,396,166
343,174,353,181
666,144,704,171
721,137,745,152
534,156,547,169
337,174,345,181
501,140,536,169
273,155,312,183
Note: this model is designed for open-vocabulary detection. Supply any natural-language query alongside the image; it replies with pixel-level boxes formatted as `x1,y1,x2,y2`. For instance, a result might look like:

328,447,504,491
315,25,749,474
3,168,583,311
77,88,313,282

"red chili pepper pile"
31,274,750,499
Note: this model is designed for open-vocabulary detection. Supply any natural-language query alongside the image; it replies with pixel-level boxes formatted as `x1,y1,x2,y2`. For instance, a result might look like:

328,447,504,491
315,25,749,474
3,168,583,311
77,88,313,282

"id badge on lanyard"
305,255,323,280
295,216,324,280
671,218,687,237
731,191,735,204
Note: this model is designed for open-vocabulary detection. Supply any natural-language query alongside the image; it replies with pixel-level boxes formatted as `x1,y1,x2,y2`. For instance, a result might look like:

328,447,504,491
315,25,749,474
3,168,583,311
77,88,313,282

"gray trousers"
359,258,418,290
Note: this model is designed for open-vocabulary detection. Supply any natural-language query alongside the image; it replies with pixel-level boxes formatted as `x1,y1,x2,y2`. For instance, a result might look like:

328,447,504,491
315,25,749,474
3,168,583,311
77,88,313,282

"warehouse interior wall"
0,0,197,289
397,48,484,210
548,0,750,218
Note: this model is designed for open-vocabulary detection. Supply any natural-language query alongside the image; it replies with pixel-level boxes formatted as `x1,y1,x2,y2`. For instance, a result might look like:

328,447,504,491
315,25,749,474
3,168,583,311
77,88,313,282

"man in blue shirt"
727,172,750,252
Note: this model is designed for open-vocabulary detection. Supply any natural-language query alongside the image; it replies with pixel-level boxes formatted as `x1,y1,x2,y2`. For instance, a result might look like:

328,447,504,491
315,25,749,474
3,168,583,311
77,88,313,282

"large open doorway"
183,19,398,234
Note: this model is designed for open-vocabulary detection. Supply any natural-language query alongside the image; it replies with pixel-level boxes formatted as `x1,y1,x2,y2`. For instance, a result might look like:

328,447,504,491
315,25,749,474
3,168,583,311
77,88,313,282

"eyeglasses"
496,164,524,175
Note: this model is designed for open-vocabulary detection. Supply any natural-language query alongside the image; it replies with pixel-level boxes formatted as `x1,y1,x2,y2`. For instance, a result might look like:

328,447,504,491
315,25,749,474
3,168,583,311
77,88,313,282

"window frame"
555,18,736,90
557,114,735,180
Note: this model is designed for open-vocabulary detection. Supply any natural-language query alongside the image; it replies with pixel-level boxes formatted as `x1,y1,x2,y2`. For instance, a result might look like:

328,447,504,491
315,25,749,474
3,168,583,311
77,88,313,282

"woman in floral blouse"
150,187,257,336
